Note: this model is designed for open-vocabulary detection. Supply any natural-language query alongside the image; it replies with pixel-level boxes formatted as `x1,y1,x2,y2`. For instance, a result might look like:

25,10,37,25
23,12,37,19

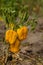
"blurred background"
0,0,43,18
0,0,43,28
0,0,43,16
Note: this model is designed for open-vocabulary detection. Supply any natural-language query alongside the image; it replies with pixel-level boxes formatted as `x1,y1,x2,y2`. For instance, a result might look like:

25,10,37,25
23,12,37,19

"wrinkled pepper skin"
5,30,17,44
9,39,20,53
17,26,28,40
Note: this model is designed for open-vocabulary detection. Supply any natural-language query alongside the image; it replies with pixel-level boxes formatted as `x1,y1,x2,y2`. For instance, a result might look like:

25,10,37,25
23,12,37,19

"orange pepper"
5,30,17,44
17,26,28,40
9,39,20,53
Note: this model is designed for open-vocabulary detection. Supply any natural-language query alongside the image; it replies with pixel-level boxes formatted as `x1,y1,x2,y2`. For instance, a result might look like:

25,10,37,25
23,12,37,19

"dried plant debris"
0,42,9,64
0,17,43,65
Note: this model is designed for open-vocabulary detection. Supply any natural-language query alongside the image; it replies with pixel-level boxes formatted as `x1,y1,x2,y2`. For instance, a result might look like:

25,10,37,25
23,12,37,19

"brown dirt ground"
0,17,43,65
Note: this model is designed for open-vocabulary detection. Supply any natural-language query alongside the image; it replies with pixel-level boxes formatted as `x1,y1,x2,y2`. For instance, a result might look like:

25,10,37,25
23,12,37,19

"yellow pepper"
17,26,28,40
9,39,20,53
5,30,17,44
